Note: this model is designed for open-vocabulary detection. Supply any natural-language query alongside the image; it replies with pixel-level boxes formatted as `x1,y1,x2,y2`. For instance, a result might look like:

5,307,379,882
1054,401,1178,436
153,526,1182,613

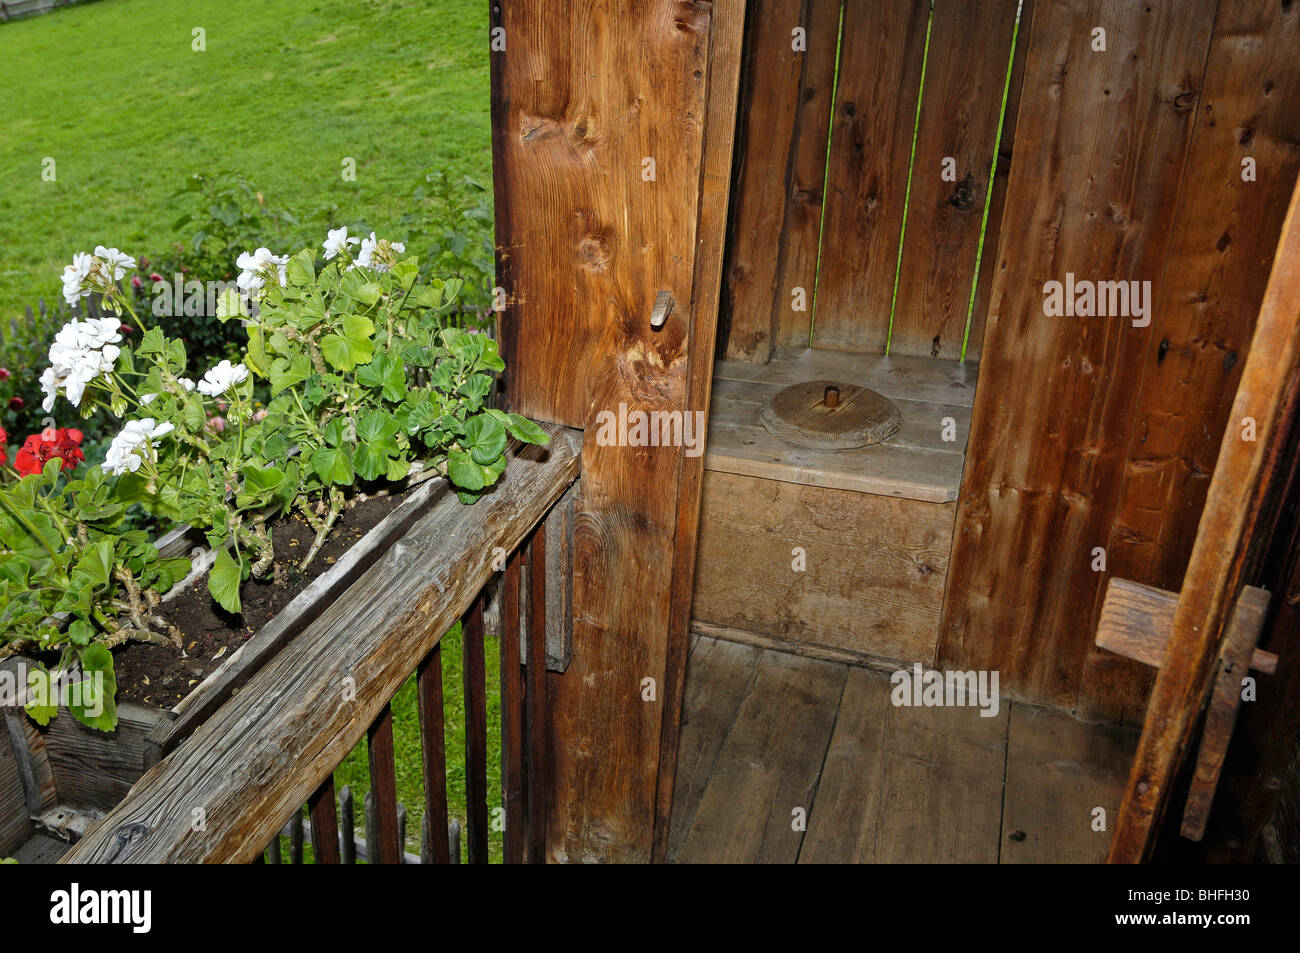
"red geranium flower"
0,425,8,468
8,396,23,410
0,367,10,381
13,427,85,476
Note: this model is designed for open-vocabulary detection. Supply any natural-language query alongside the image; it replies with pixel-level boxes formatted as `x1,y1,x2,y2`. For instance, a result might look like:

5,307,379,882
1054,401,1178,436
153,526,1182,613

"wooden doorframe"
1110,174,1300,862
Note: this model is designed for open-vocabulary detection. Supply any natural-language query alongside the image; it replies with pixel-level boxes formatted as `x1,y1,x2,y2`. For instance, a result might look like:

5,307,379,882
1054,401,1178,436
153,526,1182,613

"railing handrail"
62,425,581,864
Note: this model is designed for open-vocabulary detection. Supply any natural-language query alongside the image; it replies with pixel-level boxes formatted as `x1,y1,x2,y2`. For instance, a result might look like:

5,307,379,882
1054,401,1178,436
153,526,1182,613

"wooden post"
491,0,743,864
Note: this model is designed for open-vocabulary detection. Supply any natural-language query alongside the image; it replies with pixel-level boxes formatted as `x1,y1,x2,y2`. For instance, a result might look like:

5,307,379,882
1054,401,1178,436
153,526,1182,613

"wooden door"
1108,176,1300,862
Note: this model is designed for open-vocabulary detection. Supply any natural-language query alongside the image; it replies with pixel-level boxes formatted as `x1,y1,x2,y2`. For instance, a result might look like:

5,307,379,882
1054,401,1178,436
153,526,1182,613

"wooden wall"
939,0,1300,724
720,0,1024,362
491,0,742,861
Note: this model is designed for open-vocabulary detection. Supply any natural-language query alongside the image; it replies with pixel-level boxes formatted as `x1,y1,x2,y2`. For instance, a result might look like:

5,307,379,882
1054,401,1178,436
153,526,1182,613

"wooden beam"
1096,578,1276,675
61,427,580,863
491,0,731,862
1109,174,1300,863
1180,586,1271,840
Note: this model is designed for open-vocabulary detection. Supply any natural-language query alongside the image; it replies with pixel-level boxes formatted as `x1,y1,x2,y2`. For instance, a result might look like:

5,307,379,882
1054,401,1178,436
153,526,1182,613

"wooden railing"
62,425,581,864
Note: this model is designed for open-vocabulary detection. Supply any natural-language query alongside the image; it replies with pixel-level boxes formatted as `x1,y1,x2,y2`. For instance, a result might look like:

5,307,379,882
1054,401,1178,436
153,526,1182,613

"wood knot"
1171,89,1198,111
948,173,977,212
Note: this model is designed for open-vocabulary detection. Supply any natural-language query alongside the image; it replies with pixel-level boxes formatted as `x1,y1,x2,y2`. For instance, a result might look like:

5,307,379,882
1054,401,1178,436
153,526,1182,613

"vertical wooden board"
493,0,706,428
671,649,845,864
889,0,1021,362
811,0,930,353
967,0,1034,364
1001,704,1137,863
667,636,760,860
655,0,745,863
800,668,1007,863
719,0,807,362
773,0,842,350
938,0,1217,711
491,0,721,862
1080,0,1300,722
0,721,33,855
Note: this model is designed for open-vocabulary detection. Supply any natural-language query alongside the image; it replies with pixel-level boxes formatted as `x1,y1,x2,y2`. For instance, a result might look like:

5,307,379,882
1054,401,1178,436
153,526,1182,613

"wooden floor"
670,635,1138,863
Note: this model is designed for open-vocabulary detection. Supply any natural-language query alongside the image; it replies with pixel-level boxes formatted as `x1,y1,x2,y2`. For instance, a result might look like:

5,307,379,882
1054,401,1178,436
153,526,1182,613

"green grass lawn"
0,0,502,862
0,0,492,318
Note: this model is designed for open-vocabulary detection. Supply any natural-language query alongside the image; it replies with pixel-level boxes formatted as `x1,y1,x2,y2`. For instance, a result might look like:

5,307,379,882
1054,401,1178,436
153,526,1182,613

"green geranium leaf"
209,547,244,615
311,447,355,486
68,643,118,732
24,665,58,727
464,414,507,465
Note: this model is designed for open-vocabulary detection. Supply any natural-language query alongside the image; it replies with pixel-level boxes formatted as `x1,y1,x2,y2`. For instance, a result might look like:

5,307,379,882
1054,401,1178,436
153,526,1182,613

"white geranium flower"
235,247,288,295
93,246,136,280
197,360,249,397
101,418,173,476
61,253,93,307
61,249,135,308
352,232,406,273
177,377,196,392
41,319,122,410
322,226,360,260
140,393,157,405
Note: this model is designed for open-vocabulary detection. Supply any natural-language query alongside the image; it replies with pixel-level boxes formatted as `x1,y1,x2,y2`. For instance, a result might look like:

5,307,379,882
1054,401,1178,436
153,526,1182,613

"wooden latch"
1095,579,1275,841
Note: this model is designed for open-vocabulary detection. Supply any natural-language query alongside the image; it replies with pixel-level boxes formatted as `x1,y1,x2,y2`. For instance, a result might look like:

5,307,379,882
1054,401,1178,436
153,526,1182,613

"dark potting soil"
112,491,405,710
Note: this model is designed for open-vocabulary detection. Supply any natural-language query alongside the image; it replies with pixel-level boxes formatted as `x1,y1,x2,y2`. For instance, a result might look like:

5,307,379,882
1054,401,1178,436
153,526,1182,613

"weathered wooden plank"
1180,586,1271,840
967,0,1033,364
719,0,808,362
1081,0,1300,723
812,0,929,352
40,702,172,813
160,473,451,754
340,784,356,865
1204,482,1300,861
799,667,1007,863
12,832,69,864
715,346,979,406
62,426,580,863
772,0,842,351
1111,175,1300,862
308,776,340,864
1095,578,1277,674
462,596,489,864
500,548,525,864
672,649,845,863
693,471,953,665
518,481,577,672
416,643,450,865
939,0,1219,713
890,0,1021,361
525,525,547,864
367,705,400,864
0,716,34,855
654,0,746,864
1001,703,1137,864
666,636,760,860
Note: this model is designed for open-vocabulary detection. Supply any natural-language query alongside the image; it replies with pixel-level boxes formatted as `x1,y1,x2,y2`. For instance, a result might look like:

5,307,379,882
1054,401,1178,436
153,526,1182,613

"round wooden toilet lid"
759,379,902,450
